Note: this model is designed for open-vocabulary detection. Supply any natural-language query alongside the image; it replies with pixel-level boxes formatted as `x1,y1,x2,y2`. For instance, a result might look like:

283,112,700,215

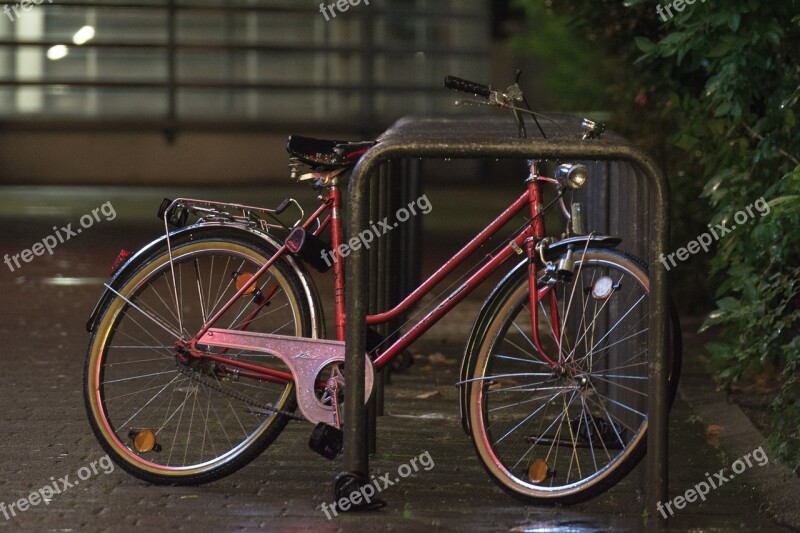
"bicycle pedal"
309,422,343,460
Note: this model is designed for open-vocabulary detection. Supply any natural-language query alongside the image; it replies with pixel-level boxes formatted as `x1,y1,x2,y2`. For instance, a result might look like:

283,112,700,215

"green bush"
512,0,800,471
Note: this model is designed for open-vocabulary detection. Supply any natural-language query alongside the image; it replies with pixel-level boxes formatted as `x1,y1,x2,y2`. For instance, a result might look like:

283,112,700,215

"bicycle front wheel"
467,248,680,504
84,229,315,485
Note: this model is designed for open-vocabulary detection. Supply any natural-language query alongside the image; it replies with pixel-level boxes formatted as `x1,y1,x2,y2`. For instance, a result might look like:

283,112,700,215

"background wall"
0,0,490,185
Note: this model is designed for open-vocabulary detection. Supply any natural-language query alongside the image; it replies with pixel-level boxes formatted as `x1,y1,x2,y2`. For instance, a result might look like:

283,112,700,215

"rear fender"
85,223,325,338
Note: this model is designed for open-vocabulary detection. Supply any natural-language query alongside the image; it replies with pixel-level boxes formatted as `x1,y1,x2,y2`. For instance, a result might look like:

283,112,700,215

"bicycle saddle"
286,135,375,169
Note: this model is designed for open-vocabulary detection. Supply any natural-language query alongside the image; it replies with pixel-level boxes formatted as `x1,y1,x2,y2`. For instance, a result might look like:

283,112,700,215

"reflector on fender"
110,249,132,276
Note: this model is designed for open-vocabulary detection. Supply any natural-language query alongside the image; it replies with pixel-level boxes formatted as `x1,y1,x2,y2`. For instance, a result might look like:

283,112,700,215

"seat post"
328,180,348,342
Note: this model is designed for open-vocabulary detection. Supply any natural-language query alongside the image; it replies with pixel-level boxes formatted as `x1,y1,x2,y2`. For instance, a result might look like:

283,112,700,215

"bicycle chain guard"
197,329,374,427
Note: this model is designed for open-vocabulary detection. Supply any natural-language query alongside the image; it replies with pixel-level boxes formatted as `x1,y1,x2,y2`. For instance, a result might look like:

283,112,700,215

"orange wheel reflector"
235,273,256,295
528,459,550,483
133,429,156,453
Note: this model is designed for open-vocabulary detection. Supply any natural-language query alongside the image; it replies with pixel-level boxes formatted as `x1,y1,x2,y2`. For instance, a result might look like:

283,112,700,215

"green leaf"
716,297,739,311
766,31,780,44
634,36,655,53
786,109,796,128
768,195,800,208
714,101,732,117
659,32,684,46
708,41,732,58
731,102,742,120
675,133,699,150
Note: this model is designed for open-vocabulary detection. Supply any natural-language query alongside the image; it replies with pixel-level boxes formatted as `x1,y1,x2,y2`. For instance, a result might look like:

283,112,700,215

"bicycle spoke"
468,250,670,503
87,238,308,482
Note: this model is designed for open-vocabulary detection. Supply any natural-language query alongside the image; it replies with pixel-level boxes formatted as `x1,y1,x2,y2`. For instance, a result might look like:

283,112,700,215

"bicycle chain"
176,360,304,421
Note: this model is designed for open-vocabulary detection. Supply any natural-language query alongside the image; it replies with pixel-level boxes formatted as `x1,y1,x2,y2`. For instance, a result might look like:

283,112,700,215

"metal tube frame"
344,123,669,525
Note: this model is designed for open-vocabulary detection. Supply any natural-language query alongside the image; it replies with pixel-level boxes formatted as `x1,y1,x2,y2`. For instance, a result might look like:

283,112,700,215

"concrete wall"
0,130,365,186
0,42,511,187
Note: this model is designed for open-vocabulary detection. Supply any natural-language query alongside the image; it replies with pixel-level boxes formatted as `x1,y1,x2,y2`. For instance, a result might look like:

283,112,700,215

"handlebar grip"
443,75,491,98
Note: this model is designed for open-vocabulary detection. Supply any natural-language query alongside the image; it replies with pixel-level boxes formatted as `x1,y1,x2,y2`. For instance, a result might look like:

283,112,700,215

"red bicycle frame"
184,161,563,385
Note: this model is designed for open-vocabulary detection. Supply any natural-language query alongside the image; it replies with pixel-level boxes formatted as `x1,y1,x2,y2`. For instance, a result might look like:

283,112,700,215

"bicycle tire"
84,228,316,485
466,248,681,504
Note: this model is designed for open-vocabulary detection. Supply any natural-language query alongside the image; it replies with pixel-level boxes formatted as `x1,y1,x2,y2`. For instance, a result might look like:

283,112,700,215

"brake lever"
505,84,527,139
454,82,552,139
506,83,524,103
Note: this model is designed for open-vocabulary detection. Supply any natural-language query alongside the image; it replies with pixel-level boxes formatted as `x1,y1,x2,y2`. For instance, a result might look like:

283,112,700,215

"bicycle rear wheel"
84,229,315,485
467,248,680,504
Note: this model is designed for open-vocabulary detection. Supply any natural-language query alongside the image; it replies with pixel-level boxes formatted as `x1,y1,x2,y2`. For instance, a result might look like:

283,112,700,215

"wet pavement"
0,185,795,531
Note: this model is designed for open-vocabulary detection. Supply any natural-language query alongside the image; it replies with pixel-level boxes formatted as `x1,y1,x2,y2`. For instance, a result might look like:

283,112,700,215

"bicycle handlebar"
443,75,492,98
444,72,553,140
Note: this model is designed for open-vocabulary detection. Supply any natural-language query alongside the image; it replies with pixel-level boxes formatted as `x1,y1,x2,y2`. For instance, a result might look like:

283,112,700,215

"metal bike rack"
365,160,422,452
342,114,670,524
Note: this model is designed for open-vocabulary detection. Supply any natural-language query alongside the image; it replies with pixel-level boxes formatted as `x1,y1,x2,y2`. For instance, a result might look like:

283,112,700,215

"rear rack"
159,197,305,232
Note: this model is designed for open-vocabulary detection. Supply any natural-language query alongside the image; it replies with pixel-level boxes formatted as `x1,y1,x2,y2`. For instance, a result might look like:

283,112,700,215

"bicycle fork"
525,162,563,371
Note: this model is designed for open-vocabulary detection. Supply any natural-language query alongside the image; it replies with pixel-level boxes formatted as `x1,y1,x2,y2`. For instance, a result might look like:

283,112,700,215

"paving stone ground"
0,186,794,531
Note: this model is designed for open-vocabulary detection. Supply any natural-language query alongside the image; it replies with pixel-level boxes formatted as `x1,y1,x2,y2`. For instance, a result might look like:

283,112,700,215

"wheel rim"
470,252,651,499
87,241,306,478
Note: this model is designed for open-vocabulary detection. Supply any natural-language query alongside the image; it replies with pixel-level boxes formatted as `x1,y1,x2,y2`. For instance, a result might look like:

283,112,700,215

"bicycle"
83,74,682,505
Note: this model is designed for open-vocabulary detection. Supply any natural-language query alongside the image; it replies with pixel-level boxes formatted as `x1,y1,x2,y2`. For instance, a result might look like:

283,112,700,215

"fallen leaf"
706,424,724,446
428,352,456,365
488,378,521,391
415,390,442,400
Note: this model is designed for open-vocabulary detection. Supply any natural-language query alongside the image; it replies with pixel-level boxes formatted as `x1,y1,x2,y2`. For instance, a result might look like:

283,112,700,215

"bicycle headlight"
555,163,589,190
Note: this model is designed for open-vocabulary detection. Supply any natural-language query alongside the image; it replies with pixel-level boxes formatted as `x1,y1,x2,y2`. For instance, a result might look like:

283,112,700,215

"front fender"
85,223,325,338
541,234,621,261
457,234,620,435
